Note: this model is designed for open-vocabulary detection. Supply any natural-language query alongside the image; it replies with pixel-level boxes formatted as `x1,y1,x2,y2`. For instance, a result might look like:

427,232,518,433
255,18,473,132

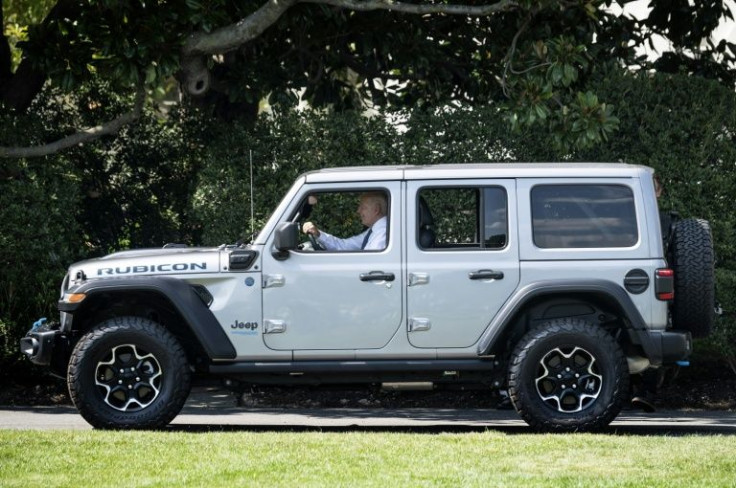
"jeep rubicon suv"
21,163,715,431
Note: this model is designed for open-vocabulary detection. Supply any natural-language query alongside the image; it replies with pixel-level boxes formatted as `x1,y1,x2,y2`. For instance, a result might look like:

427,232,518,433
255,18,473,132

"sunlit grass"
1,430,735,487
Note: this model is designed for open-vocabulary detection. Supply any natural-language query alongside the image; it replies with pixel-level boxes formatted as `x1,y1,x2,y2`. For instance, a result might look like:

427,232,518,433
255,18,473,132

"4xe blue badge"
245,277,255,287
230,320,258,336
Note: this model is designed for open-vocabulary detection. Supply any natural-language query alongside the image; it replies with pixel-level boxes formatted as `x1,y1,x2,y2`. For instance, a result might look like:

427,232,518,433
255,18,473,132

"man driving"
302,192,387,251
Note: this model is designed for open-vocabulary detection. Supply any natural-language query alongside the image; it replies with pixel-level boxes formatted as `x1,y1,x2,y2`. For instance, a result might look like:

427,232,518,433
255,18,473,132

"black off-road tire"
507,318,629,432
68,316,191,429
669,218,715,338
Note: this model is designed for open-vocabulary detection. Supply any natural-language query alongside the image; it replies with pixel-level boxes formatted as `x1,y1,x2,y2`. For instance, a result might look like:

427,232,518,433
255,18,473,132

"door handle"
469,269,504,280
360,271,395,282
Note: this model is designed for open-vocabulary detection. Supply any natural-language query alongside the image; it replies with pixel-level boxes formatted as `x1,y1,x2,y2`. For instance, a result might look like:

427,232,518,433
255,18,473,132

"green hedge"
0,160,81,373
576,70,736,370
0,85,198,377
2,68,735,375
191,69,736,369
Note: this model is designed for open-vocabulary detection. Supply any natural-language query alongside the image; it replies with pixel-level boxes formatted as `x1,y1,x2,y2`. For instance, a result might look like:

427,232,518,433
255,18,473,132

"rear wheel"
68,316,191,429
508,318,628,432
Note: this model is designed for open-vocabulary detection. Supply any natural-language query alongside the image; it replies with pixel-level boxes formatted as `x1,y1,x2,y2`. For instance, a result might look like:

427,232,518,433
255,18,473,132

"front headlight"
61,291,86,304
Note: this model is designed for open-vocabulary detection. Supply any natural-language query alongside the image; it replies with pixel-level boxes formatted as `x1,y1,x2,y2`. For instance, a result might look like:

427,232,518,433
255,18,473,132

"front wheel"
507,318,628,432
67,316,191,429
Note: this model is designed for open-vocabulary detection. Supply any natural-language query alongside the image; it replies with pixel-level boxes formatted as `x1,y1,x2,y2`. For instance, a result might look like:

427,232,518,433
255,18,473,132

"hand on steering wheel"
308,233,325,251
302,221,325,251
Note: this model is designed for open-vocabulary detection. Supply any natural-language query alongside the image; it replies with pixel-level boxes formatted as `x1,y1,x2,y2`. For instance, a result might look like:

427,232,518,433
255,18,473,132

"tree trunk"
0,0,81,112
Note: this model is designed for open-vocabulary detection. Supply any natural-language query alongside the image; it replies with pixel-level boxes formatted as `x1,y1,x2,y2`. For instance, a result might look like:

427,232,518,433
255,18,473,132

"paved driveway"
1,387,735,434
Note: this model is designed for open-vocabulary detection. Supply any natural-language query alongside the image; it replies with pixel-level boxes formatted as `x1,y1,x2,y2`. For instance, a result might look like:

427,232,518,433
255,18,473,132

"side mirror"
273,222,299,260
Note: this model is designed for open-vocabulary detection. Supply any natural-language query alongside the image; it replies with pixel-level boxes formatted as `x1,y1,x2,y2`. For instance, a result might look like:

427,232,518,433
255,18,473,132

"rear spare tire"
669,218,715,338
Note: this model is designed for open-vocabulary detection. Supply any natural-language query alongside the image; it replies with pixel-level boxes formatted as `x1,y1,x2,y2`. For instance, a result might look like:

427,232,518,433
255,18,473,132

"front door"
261,182,403,352
406,180,520,348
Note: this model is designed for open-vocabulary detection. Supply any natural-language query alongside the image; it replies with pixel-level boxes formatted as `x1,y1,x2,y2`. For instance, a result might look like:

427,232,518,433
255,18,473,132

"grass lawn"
1,430,735,487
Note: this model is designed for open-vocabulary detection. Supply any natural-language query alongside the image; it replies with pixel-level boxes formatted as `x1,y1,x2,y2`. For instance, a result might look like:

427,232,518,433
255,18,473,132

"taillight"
655,268,674,301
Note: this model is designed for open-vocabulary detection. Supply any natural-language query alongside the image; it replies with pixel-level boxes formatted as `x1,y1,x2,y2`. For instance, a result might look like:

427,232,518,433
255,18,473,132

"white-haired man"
302,192,387,251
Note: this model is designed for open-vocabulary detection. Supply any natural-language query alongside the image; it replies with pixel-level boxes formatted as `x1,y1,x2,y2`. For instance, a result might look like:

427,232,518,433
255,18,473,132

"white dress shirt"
317,216,387,251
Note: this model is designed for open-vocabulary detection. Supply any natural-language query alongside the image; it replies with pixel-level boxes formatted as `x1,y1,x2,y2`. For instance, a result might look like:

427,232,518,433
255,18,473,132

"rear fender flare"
477,279,663,363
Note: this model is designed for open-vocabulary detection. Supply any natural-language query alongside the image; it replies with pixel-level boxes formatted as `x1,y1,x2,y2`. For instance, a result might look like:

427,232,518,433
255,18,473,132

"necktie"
361,229,373,250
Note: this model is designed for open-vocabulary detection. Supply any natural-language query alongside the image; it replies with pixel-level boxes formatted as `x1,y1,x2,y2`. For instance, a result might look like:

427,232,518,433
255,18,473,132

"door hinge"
408,272,430,287
263,274,285,289
408,317,431,332
264,319,287,334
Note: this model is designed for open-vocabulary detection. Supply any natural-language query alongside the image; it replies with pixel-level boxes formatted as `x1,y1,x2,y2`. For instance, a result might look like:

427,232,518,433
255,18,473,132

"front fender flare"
59,277,236,360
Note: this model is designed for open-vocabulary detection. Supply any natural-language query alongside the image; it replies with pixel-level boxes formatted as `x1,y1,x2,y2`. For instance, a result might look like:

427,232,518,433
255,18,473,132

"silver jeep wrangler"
21,163,715,431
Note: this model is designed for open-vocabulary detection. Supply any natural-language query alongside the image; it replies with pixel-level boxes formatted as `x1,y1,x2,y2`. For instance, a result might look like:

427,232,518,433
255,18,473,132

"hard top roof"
303,162,651,183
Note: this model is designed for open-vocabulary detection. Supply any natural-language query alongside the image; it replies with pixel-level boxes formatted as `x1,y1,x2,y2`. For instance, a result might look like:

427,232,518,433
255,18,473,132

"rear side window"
531,184,638,248
417,187,508,250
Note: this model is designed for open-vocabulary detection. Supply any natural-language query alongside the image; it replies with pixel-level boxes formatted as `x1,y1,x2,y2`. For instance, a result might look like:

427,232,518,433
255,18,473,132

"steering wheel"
308,233,325,251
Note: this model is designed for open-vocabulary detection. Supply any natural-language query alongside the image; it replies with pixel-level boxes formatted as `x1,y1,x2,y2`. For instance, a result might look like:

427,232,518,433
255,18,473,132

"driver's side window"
293,189,390,252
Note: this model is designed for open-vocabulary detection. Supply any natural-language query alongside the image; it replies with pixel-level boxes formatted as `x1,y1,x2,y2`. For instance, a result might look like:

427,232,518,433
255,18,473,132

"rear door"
406,179,520,348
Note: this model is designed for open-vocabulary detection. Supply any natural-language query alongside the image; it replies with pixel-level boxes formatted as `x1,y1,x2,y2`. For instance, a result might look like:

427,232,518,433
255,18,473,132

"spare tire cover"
669,218,715,338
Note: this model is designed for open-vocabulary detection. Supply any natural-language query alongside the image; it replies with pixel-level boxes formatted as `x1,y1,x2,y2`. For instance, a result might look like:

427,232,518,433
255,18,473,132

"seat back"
418,196,436,248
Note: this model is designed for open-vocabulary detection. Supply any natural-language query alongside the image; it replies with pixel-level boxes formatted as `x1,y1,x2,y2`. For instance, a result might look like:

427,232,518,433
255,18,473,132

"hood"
67,247,223,288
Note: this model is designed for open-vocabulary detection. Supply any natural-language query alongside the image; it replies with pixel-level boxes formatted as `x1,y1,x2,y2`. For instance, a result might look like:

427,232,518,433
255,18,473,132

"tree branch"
501,13,532,97
181,0,300,95
5,0,526,158
0,87,145,159
185,0,300,56
180,0,521,95
301,0,518,15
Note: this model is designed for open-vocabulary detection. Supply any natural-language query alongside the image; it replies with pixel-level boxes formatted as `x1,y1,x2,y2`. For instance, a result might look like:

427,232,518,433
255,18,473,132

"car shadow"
168,407,736,436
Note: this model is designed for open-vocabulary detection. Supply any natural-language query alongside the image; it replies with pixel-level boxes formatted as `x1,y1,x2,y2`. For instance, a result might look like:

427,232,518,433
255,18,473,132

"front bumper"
19,321,72,377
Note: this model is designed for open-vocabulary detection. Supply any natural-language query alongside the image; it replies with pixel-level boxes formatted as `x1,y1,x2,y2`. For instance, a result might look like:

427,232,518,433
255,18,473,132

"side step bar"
209,359,497,375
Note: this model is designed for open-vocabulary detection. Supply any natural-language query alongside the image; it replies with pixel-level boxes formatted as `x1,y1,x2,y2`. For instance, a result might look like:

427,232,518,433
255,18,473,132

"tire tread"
68,316,191,429
507,318,628,432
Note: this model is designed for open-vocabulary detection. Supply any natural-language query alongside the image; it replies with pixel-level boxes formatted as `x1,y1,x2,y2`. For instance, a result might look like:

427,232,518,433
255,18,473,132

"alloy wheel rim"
534,346,603,413
94,344,162,412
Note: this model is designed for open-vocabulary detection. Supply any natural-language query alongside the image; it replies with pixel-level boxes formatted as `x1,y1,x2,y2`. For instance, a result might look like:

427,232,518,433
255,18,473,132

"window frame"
289,186,392,254
530,183,639,250
416,185,509,252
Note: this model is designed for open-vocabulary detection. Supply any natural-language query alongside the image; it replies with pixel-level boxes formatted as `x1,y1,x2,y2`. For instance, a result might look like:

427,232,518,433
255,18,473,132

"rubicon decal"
97,262,207,276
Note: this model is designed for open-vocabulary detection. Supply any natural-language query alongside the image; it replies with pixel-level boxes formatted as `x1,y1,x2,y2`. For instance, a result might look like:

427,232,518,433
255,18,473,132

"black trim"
59,277,236,360
359,271,395,282
651,330,692,363
209,359,497,375
624,269,650,294
469,270,504,280
228,250,258,270
476,279,665,364
19,327,72,377
20,330,58,366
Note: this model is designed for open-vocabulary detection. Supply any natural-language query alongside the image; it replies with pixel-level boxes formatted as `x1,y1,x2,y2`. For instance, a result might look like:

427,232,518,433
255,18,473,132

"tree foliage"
2,67,736,373
2,0,734,158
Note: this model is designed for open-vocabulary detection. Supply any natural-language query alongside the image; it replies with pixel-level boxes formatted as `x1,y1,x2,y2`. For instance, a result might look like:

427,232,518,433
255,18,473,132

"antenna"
249,149,255,241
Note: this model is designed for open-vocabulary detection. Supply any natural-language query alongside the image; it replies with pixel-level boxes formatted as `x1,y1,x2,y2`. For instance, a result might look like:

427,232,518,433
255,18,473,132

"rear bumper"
638,329,692,365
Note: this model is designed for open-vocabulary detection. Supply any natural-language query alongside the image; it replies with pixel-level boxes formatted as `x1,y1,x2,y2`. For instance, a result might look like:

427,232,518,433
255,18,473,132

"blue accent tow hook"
32,317,47,331
676,360,690,367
